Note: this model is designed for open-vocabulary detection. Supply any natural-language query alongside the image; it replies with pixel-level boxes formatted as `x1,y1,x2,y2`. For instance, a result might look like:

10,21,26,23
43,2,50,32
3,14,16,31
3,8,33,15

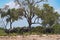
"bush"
53,24,60,34
5,27,30,35
30,26,44,34
1,25,59,36
5,27,21,34
43,27,54,34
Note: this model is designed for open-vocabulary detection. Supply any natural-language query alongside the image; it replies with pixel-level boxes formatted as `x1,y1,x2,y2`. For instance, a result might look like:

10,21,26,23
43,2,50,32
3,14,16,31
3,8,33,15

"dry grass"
0,35,60,40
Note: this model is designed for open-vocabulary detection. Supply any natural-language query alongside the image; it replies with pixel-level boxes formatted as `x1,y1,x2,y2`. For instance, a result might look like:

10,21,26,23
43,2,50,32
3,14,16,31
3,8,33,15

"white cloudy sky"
5,0,60,13
5,1,20,9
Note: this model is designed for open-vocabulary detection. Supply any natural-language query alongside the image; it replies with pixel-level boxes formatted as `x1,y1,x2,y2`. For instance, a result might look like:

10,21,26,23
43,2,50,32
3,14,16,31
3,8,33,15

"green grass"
0,29,7,36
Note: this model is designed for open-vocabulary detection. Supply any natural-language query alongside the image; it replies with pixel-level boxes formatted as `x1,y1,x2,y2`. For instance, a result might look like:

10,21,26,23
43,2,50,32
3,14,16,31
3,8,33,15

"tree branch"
32,17,41,24
32,22,41,24
34,0,47,5
15,0,21,6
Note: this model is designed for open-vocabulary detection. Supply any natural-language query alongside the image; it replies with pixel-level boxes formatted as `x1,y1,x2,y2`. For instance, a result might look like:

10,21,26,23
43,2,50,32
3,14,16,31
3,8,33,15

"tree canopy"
1,8,24,29
36,4,60,27
0,0,60,29
14,0,48,29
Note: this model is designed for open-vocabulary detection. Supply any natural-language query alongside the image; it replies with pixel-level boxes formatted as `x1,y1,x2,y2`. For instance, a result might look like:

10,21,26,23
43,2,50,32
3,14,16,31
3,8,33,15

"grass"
0,29,7,36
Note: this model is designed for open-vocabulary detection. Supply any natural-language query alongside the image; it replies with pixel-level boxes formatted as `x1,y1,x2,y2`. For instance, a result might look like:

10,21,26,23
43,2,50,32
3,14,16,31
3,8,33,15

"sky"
0,0,60,28
0,0,60,10
0,0,11,7
48,0,60,13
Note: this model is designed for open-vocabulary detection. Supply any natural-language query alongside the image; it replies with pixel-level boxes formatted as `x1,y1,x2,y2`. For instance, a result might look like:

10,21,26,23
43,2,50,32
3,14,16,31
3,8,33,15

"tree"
0,8,7,29
1,8,23,29
36,4,60,27
14,0,47,29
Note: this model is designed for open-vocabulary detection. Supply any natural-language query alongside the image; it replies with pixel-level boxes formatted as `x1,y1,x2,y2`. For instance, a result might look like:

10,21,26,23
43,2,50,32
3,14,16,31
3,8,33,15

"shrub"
53,24,60,34
43,27,54,34
5,27,21,34
30,26,44,34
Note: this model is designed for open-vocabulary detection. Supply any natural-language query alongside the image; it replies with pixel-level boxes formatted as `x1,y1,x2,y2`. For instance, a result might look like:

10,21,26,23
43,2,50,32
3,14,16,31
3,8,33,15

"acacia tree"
1,8,24,29
0,8,7,29
14,0,47,29
36,4,60,27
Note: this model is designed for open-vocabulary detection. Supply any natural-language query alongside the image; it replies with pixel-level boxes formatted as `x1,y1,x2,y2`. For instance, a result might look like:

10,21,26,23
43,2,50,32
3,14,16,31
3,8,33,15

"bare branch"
15,0,21,6
32,22,41,24
34,0,48,5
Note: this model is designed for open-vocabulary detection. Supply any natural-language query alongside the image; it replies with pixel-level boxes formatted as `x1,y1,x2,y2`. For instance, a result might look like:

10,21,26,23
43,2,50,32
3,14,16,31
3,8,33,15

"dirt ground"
0,35,60,40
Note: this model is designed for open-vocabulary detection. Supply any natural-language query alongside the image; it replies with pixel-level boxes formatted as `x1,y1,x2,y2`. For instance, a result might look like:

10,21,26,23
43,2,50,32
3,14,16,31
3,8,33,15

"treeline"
0,24,60,36
0,0,60,35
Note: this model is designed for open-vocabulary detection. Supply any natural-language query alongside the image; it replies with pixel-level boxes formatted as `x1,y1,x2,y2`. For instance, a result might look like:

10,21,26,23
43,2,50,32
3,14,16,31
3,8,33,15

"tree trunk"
29,21,31,29
28,17,32,29
10,20,12,30
10,22,12,29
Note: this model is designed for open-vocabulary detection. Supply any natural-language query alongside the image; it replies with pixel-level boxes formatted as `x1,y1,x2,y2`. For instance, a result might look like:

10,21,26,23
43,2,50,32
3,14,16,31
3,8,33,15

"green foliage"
14,0,48,28
43,27,54,34
53,24,60,34
1,25,60,36
0,28,7,36
1,8,24,29
36,4,60,27
30,26,44,34
0,0,60,36
12,27,21,34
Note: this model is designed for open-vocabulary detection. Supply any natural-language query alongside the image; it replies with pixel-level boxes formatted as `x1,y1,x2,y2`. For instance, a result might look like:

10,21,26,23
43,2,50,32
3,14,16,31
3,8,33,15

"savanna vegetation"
0,0,60,36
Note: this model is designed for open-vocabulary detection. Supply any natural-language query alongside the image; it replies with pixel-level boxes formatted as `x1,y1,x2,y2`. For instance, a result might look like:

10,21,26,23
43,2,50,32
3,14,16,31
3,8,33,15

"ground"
0,35,60,40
